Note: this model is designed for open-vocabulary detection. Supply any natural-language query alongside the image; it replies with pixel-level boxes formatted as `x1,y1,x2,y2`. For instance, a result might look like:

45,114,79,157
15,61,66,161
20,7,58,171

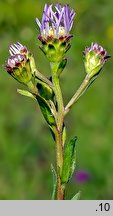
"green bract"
39,38,71,63
83,42,110,78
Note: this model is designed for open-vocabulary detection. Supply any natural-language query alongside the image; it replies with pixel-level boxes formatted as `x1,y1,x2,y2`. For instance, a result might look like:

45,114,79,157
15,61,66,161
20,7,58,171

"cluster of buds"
5,4,110,84
6,42,36,85
83,42,110,78
36,4,76,62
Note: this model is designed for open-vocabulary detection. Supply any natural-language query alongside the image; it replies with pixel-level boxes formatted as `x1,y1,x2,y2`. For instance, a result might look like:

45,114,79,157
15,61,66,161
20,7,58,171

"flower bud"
6,42,36,84
36,4,76,62
83,42,110,78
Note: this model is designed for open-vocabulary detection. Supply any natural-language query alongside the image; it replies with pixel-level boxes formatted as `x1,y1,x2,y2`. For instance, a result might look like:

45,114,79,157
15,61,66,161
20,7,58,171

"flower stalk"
50,62,65,199
65,75,91,115
50,62,64,131
54,127,64,200
34,69,53,89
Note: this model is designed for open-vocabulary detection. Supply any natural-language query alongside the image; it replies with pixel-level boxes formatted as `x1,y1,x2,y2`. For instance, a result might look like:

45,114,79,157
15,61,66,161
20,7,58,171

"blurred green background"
0,0,113,200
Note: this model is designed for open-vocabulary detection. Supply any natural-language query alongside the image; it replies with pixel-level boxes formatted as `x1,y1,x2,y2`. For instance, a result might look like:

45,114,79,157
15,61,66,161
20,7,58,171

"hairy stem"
51,62,65,200
54,127,64,200
51,62,64,131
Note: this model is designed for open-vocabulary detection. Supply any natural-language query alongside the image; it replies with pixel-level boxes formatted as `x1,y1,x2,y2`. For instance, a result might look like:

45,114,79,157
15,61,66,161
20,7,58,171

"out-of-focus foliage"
0,0,113,199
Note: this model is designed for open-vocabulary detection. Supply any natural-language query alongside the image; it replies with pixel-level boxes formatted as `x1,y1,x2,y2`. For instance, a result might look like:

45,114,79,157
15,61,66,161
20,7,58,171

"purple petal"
36,3,76,38
36,18,41,29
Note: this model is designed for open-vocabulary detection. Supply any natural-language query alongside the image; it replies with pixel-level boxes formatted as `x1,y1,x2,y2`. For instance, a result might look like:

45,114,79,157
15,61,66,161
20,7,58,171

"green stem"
54,127,64,200
50,62,65,200
34,69,53,89
65,75,91,115
50,62,64,131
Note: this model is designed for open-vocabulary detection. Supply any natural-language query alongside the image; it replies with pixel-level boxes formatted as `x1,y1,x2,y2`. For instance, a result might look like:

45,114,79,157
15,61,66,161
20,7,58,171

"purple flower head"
36,4,76,62
83,42,110,78
6,42,28,73
6,42,34,84
36,3,76,41
74,170,91,184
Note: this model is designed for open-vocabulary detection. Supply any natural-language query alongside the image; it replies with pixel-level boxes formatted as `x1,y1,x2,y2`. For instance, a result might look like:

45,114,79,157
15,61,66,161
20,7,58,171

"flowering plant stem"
65,75,91,115
4,3,110,201
54,127,65,200
50,62,65,200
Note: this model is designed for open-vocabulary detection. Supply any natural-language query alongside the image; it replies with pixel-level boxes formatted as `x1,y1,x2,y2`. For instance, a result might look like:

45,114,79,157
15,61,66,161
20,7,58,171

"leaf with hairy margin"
51,164,57,200
61,136,77,184
17,89,36,100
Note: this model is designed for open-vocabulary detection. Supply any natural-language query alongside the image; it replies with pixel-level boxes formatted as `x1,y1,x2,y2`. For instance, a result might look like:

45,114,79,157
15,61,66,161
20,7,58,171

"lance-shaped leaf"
49,125,55,141
57,58,67,76
36,79,54,100
36,95,55,126
61,136,77,184
71,191,81,200
62,125,66,146
17,89,36,100
51,164,57,200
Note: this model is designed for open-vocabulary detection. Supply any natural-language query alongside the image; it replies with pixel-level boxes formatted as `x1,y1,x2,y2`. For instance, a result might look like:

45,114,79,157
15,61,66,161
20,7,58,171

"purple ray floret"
36,3,76,39
83,42,110,63
6,42,28,72
83,42,111,76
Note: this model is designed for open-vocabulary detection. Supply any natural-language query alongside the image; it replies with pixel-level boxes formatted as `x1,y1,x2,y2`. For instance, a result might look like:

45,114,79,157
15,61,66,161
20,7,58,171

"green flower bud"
6,42,36,84
83,42,110,78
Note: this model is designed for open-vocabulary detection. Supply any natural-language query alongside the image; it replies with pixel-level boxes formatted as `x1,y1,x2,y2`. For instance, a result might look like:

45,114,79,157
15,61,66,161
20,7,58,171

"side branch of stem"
65,75,91,115
34,69,53,89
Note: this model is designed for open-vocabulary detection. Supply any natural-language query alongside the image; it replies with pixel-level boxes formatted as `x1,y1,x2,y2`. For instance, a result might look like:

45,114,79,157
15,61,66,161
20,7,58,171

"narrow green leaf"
49,125,55,141
62,126,66,146
61,136,77,184
17,89,36,100
36,95,55,126
37,80,54,100
71,191,81,200
57,58,67,76
51,164,57,200
69,138,77,179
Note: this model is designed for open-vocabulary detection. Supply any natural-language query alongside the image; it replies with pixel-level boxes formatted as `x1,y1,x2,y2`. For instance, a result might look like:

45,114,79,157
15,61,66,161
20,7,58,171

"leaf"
62,125,66,146
61,136,77,184
51,164,57,200
57,58,67,76
36,80,54,100
49,125,55,141
36,95,55,126
71,191,81,200
17,89,36,100
69,137,77,179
